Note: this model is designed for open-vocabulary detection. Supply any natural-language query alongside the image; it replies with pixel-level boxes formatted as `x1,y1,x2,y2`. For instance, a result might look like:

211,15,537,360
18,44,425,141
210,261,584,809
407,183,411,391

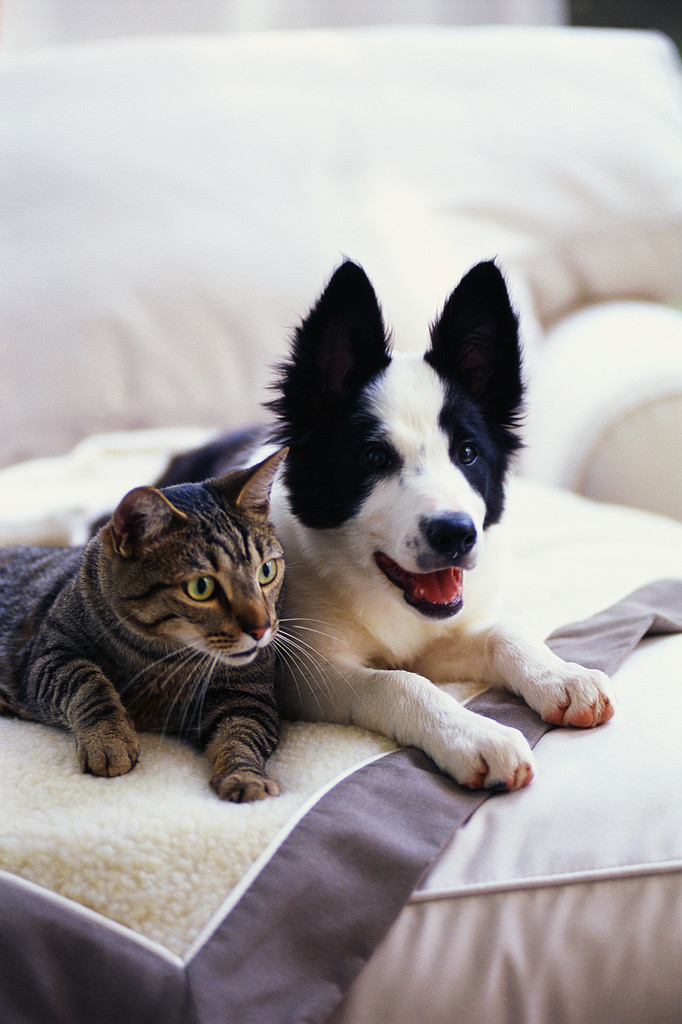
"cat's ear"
214,448,288,517
110,486,187,558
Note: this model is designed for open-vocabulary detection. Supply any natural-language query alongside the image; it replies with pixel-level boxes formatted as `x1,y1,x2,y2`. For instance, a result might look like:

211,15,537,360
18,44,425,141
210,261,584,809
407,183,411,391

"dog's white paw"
440,716,535,791
534,664,615,728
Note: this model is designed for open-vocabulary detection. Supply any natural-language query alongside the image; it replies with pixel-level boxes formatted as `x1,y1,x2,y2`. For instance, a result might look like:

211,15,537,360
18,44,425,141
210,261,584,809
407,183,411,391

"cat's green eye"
257,559,279,587
183,576,216,602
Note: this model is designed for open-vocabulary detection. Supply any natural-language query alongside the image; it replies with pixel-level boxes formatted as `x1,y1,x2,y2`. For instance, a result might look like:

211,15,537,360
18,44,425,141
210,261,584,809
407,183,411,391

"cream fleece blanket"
1,430,681,957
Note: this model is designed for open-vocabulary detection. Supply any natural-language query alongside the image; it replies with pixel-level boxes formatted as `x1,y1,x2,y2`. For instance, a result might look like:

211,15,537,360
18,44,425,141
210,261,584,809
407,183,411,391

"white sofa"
0,25,681,1024
2,23,682,518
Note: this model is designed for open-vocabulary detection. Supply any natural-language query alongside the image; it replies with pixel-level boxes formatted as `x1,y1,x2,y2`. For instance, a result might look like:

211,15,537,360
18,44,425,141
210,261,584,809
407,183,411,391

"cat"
0,449,287,802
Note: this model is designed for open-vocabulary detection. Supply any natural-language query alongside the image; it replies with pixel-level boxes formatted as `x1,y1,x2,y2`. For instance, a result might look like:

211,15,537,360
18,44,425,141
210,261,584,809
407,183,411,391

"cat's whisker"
118,644,194,699
272,647,317,712
283,615,367,708
272,637,321,713
286,600,386,643
161,649,212,737
277,618,361,696
131,648,205,749
188,651,220,741
179,649,220,740
277,626,359,701
119,642,207,738
279,615,342,638
274,628,353,710
149,648,200,695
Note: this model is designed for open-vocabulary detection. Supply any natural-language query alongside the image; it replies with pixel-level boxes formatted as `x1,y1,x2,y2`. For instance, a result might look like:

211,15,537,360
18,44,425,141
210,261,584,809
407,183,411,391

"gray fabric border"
0,580,680,1023
545,579,682,674
0,873,194,1024
187,747,487,1024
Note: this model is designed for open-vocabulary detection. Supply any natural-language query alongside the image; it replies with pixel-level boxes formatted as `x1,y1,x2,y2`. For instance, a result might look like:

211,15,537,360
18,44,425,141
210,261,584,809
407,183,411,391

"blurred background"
1,1,680,53
1,0,681,523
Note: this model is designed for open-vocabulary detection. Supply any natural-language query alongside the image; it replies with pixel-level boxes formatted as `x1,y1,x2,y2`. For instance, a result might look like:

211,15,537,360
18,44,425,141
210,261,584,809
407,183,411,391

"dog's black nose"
422,513,477,561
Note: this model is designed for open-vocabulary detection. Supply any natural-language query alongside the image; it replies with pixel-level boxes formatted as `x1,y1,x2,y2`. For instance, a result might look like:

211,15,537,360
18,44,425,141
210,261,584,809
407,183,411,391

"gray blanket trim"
0,580,680,1024
545,578,682,675
0,871,193,1024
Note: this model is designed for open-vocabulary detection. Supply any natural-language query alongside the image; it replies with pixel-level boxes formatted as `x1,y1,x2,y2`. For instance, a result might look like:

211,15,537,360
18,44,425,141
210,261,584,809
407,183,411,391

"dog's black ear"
310,261,391,401
426,261,524,429
268,261,391,438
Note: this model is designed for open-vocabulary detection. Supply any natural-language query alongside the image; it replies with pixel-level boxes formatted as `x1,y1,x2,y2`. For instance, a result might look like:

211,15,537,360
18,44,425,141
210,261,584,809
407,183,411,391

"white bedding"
1,429,681,982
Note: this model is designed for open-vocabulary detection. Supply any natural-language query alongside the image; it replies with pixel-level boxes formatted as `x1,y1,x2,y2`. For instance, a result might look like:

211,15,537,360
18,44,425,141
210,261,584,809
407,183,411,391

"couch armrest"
519,302,682,520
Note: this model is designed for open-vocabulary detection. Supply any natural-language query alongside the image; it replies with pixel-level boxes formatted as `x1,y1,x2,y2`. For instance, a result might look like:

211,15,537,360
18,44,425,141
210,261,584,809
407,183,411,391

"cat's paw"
211,770,282,802
536,665,615,728
77,719,140,777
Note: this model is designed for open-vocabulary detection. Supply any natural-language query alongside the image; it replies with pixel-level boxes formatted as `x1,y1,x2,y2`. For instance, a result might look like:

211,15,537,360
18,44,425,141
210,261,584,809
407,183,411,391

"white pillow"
1,27,680,466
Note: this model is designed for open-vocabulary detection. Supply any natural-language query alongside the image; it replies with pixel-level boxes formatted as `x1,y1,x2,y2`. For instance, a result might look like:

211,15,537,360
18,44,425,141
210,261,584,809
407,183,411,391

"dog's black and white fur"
164,260,614,789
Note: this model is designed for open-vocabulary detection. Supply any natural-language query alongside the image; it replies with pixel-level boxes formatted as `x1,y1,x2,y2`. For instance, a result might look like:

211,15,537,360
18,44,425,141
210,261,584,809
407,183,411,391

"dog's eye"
457,442,478,466
363,443,392,471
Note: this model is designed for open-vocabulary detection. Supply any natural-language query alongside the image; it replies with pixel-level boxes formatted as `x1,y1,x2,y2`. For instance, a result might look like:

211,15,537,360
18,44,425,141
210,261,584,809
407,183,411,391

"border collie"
163,260,614,789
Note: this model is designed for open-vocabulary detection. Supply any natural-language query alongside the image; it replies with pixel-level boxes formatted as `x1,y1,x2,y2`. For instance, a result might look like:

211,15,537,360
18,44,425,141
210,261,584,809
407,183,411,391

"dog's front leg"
416,622,614,730
417,624,614,728
481,623,616,727
347,666,535,790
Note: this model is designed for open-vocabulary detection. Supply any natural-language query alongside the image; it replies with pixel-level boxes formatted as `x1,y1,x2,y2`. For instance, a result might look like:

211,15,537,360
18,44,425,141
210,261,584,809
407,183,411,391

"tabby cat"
0,449,287,802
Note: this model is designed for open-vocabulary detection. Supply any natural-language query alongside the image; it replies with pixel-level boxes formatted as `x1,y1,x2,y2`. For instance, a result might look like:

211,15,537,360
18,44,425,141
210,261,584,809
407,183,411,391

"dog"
160,259,614,790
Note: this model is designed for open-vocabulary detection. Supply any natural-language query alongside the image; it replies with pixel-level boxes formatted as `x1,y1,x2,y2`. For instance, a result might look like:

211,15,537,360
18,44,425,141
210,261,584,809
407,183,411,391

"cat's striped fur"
0,450,287,802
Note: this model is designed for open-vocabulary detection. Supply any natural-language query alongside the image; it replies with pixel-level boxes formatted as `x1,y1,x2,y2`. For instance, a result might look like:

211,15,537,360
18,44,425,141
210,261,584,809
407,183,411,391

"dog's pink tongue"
375,553,464,607
408,566,463,605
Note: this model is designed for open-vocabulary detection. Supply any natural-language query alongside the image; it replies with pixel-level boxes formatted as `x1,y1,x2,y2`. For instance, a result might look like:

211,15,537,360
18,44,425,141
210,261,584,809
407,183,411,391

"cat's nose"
246,624,269,642
238,613,271,642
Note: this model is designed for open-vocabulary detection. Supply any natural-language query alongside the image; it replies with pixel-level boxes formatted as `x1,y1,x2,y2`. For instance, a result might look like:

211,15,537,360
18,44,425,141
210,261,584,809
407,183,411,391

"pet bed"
0,430,680,1024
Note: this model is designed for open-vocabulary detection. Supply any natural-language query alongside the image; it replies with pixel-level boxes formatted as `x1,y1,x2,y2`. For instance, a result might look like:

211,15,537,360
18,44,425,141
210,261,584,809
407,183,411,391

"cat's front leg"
76,713,140,777
204,715,282,802
42,663,140,777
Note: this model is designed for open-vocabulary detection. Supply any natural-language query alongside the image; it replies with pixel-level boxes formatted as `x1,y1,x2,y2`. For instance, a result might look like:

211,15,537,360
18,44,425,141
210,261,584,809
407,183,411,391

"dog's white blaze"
361,355,487,571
